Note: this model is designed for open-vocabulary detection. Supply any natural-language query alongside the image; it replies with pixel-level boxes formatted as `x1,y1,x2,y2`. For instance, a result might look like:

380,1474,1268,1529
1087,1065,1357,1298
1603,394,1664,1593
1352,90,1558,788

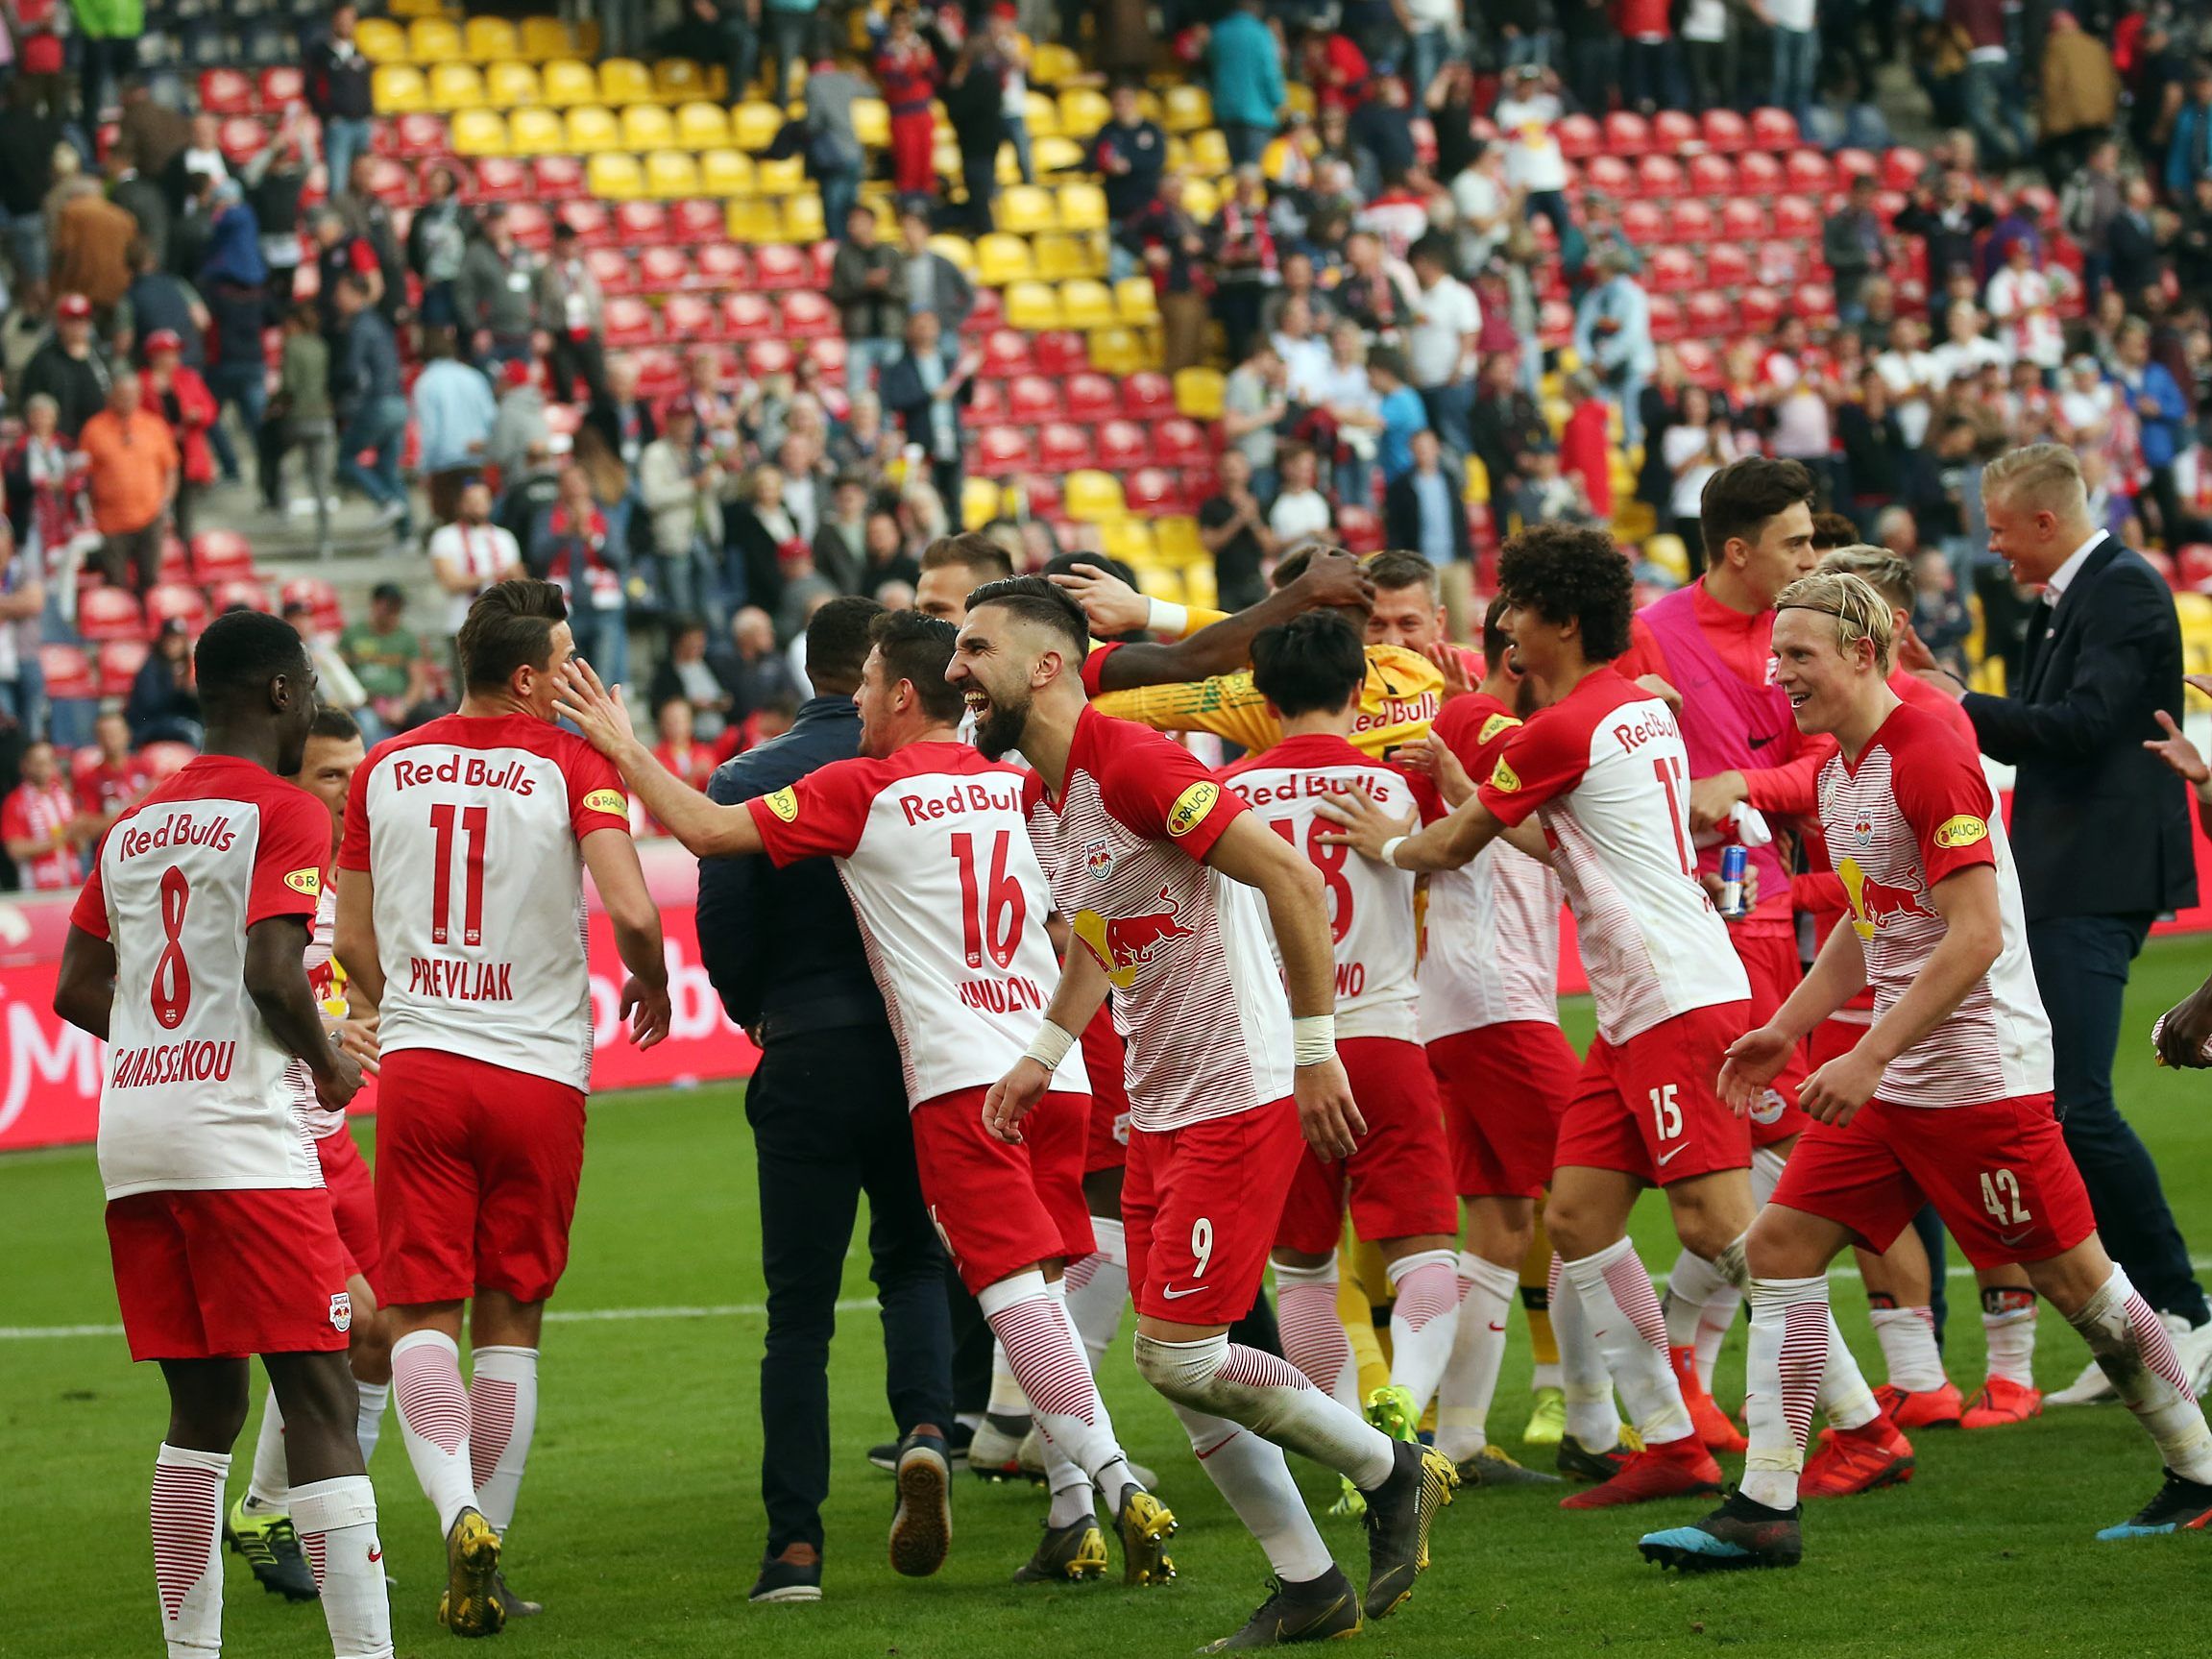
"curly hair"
1495,524,1634,663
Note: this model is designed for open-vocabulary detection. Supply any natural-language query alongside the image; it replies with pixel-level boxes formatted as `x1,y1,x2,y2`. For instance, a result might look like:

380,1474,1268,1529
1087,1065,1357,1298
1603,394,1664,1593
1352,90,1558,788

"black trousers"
748,1022,955,1556
2029,913,2210,1326
548,331,610,405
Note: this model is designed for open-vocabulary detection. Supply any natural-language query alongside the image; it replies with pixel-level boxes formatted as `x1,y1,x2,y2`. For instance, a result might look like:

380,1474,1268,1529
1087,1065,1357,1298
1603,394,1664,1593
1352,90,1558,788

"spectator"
1308,316,1386,506
1616,0,1683,114
646,698,719,825
2,284,52,391
126,618,201,746
1209,0,1286,167
1222,336,1289,498
2038,11,2119,183
536,220,608,404
407,164,473,332
494,439,562,550
2110,317,2189,545
856,505,920,597
1929,297,2007,388
874,7,938,202
799,51,866,237
113,235,204,369
427,477,523,638
1401,232,1479,459
943,32,1005,233
1895,169,1996,293
0,82,62,282
332,152,407,329
79,708,152,825
0,522,43,739
1824,174,1887,325
586,352,660,476
2061,136,2124,302
726,462,806,626
11,0,65,121
1383,426,1470,587
53,175,137,311
534,462,628,682
1909,548,1972,673
165,111,231,214
338,581,432,737
640,401,725,624
485,358,550,483
2105,174,2163,302
1986,239,2066,375
1367,346,1428,487
1836,368,1911,532
1506,443,1589,529
4,393,84,565
237,109,312,298
411,327,497,521
306,1,377,197
1493,65,1574,256
811,471,870,595
1198,447,1278,612
879,309,977,509
330,272,409,536
264,301,335,551
829,205,908,399
1765,0,1821,130
78,367,173,592
2167,63,2212,201
1121,169,1211,374
1271,293,1330,397
1678,0,1736,113
308,206,380,340
1446,139,1514,275
1,737,82,890
1268,439,1331,544
1572,244,1656,445
648,615,740,744
1208,168,1277,367
456,203,538,372
21,291,113,440
1662,383,1738,562
1557,370,1613,521
137,329,214,544
898,207,973,330
1088,80,1168,240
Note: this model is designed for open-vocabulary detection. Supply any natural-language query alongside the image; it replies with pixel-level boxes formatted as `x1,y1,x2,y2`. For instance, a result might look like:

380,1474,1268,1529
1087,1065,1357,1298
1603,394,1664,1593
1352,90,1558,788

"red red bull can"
1718,844,1747,919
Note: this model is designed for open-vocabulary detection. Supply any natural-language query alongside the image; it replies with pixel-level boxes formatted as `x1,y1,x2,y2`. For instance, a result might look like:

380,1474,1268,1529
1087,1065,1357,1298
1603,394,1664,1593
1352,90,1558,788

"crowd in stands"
9,0,2212,890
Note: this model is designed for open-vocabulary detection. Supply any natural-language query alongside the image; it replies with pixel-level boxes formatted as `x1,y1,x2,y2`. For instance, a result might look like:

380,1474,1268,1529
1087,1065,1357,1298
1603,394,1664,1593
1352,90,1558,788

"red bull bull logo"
1071,889,1194,990
1836,857,1933,941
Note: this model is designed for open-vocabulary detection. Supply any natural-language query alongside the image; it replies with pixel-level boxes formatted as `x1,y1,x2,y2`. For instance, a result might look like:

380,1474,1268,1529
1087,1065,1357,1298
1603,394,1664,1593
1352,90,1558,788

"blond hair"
1981,442,2088,518
1817,545,1913,613
1775,571,1897,674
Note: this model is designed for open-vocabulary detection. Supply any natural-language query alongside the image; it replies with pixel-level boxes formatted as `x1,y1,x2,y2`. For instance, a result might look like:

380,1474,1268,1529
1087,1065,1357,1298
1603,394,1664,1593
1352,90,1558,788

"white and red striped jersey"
3,777,82,890
1219,733,1419,1043
1816,701,2051,1108
746,740,1089,1107
71,756,329,1200
1025,704,1292,1134
339,712,631,1092
1419,692,1564,1039
299,882,352,1139
1477,669,1749,1044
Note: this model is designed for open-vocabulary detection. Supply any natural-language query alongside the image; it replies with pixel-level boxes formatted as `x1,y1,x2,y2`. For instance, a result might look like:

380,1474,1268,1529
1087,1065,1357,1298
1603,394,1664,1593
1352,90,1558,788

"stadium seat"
1553,113,1600,160
1032,329,1088,376
466,15,519,61
960,475,1004,529
146,583,209,635
981,329,1037,378
1064,469,1124,523
216,116,266,165
599,58,655,107
1031,40,1081,85
663,293,717,340
634,245,688,293
1033,134,1086,175
486,61,541,109
213,579,272,613
1004,281,1062,331
1738,151,1784,193
1038,423,1094,472
1172,366,1224,421
609,198,665,242
259,65,304,109
1121,371,1173,419
1060,280,1116,330
1186,129,1231,177
997,184,1057,235
974,425,1037,476
188,529,255,581
1701,108,1749,152
1773,193,1819,239
96,639,150,697
1062,371,1118,423
780,194,825,242
1750,107,1800,149
733,100,785,151
1646,246,1695,294
1085,326,1150,376
200,67,254,114
1652,110,1698,153
1154,417,1207,469
1619,202,1664,246
967,378,1008,424
1602,111,1650,157
1125,470,1184,516
1112,278,1158,327
1688,152,1736,198
654,57,717,101
1668,199,1715,243
40,643,95,701
1179,178,1220,220
542,58,598,108
693,241,748,288
976,232,1035,286
1335,505,1382,554
645,149,700,198
806,335,846,378
78,587,145,642
1673,339,1718,384
498,106,557,155
721,292,775,339
426,63,484,112
390,110,448,158
505,202,554,250
1645,294,1684,342
1155,516,1204,564
519,16,576,61
1685,291,1731,335
1637,156,1683,199
1006,374,1058,423
1882,146,1928,192
755,155,805,195
1706,241,1752,287
780,291,837,339
673,99,731,150
1057,183,1108,233
373,63,428,112
1785,149,1832,193
622,105,677,153
602,295,659,346
578,153,639,200
1738,285,1783,330
1096,420,1148,471
354,16,406,61
1033,232,1102,282
670,198,725,242
1790,281,1836,325
1720,198,1767,242
566,106,621,153
409,15,461,61
750,243,808,288
1058,87,1109,138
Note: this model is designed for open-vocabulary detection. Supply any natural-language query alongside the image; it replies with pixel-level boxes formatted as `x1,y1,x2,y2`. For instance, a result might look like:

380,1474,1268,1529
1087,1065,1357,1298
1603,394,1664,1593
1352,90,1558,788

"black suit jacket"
1960,536,2198,922
1383,469,1471,565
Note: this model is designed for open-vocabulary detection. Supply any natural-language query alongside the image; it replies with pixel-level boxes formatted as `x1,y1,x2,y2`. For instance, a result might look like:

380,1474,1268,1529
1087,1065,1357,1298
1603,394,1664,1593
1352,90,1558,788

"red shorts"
374,1048,587,1306
1768,1092,2095,1271
316,1129,380,1289
1276,1037,1458,1254
1735,932,1812,1148
912,1087,1095,1294
1429,1021,1578,1199
1553,1001,1753,1186
1082,1005,1131,1174
1124,1098,1302,1325
1807,1014,1870,1071
107,1188,353,1361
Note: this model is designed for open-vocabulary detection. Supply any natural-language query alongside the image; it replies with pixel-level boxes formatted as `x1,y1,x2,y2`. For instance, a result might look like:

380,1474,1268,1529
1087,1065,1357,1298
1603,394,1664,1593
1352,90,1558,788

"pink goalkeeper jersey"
1817,700,2052,1108
1024,704,1292,1134
339,712,632,1091
745,740,1089,1107
1477,669,1749,1045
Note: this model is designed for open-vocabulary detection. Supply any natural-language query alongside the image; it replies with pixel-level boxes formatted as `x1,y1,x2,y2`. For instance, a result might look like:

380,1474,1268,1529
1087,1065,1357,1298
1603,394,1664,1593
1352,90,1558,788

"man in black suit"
1383,428,1472,636
1913,442,2212,1401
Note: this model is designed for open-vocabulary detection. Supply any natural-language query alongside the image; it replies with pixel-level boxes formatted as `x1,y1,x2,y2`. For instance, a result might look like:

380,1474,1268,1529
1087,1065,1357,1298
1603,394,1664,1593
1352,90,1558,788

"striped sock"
392,1330,475,1536
1551,1254,1622,1448
2068,1266,2212,1483
1564,1238,1694,1448
1741,1276,1830,1511
1272,1254,1360,1412
469,1346,539,1536
152,1443,228,1657
1062,1218,1129,1373
979,1270,1133,1516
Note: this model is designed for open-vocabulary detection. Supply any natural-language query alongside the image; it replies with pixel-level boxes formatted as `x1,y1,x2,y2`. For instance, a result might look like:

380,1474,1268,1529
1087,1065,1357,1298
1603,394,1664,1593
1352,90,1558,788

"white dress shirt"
2042,528,2106,607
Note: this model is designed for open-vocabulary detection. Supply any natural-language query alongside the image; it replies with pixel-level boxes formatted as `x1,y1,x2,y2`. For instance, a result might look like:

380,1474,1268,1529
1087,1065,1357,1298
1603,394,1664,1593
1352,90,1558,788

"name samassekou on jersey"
405,957,517,1001
388,754,540,795
109,1040,238,1087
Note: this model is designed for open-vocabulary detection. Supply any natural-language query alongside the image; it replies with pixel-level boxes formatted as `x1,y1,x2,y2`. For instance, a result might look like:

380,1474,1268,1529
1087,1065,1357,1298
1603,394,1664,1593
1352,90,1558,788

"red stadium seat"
779,291,837,338
1554,113,1600,160
720,292,774,339
559,201,614,247
199,68,254,115
1645,293,1685,343
1749,107,1799,149
1636,155,1684,199
1096,420,1149,470
391,111,449,159
217,117,266,165
1037,423,1094,471
1701,109,1749,153
1882,147,1928,192
636,246,690,292
147,583,209,634
1673,339,1718,384
1834,147,1879,183
1619,202,1664,246
1646,246,1696,294
806,335,846,378
588,247,638,296
1684,290,1731,335
1720,198,1767,242
141,741,197,780
1668,199,1715,243
213,579,272,613
1687,153,1736,198
188,529,255,581
1784,150,1832,194
1016,475,1061,521
1124,468,1182,515
1738,285,1783,330
1652,110,1698,154
39,644,94,700
1032,330,1088,377
967,378,1008,423
2178,545,2212,592
1335,506,1383,554
1602,111,1650,158
751,244,808,290
982,329,1037,378
526,155,582,199
1538,297,1573,347
1738,151,1784,194
973,425,1037,476
259,66,304,110
1121,371,1173,419
364,155,413,206
734,339,788,379
1757,239,1807,285
471,157,527,201
664,199,719,243
1155,417,1208,469
961,284,1002,335
1583,154,1633,197
601,296,659,347
1008,374,1058,422
613,200,668,244
96,639,150,697
1789,281,1836,324
2144,549,2178,588
1063,372,1119,423
663,293,717,339
505,203,552,251
693,242,748,288
280,578,345,638
1772,194,1819,240
2015,183,2058,221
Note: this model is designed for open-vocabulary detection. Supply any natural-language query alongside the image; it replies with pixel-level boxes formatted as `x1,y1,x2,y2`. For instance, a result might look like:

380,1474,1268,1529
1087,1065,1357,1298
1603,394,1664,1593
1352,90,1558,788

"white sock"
1741,1277,1831,1510
1564,1239,1694,1448
1981,1287,2039,1388
1868,1301,1947,1391
246,1384,288,1510
1751,1144,1788,1205
1063,1217,1130,1373
469,1346,539,1537
391,1330,476,1536
2066,1266,2212,1483
355,1380,389,1468
1272,1255,1360,1412
1550,1256,1621,1448
1167,1402,1335,1583
1384,1248,1462,1413
1436,1252,1517,1461
980,1270,1134,1523
1134,1331,1397,1489
152,1444,228,1658
987,1337,1031,1419
1814,1306,1880,1431
1693,1292,1738,1392
291,1475,395,1659
1663,1247,1733,1354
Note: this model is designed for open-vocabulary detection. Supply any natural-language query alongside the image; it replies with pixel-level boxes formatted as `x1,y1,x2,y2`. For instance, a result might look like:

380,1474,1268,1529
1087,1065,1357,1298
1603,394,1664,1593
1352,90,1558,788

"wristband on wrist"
1377,835,1407,869
1145,596,1191,639
1293,1013,1336,1067
1023,1019,1076,1071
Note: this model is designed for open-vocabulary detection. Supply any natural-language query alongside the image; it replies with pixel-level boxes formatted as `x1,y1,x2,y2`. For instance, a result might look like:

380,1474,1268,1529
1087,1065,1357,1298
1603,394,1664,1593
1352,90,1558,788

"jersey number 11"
429,803,489,948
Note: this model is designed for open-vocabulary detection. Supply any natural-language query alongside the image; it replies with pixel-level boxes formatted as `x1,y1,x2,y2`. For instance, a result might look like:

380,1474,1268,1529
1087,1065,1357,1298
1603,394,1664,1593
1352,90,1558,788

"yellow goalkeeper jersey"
1089,644,1445,758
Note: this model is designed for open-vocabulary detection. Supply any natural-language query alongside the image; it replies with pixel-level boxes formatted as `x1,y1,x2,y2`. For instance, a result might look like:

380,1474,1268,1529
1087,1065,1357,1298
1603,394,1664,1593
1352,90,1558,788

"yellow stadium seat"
1065,471,1126,524
755,155,806,195
1087,326,1146,376
484,61,541,109
1187,129,1230,177
928,232,975,273
1004,281,1062,331
935,137,963,182
466,17,519,61
733,100,785,151
1135,89,1165,124
599,58,655,107
1164,134,1190,174
355,17,407,61
1174,367,1224,421
655,58,714,102
587,153,645,200
1022,90,1060,139
996,184,1056,234
449,108,509,156
976,234,1035,286
676,100,731,149
622,104,676,151
698,148,753,195
1179,178,1220,219
1033,232,1102,281
962,476,1002,531
1059,279,1115,329
727,199,780,241
1057,183,1107,232
1033,135,1084,175
1114,277,1160,326
1184,564,1217,609
1155,516,1204,564
371,64,427,113
408,17,461,63
1285,83,1316,119
505,107,563,155
1104,521,1155,565
541,59,597,108
518,16,574,61
644,150,699,198
1163,85,1212,134
1030,42,1081,85
1058,87,1109,139
858,187,897,225
565,106,621,153
781,194,826,242
1463,454,1489,502
850,96,889,148
427,64,485,113
1642,533,1689,585
1132,564,1185,603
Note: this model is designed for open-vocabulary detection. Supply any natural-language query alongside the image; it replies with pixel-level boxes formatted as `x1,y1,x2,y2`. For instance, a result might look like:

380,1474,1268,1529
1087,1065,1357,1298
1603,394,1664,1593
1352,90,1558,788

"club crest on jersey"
1750,1088,1787,1126
1852,817,1873,844
1934,814,1988,849
764,787,799,822
1490,756,1521,793
1476,713,1519,744
1071,889,1194,989
283,866,321,896
1083,837,1114,874
582,788,626,816
1165,781,1219,839
328,1293,352,1334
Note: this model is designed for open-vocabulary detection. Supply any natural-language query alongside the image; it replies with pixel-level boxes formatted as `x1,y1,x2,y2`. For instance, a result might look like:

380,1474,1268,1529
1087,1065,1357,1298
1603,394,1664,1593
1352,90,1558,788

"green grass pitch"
10,938,2212,1657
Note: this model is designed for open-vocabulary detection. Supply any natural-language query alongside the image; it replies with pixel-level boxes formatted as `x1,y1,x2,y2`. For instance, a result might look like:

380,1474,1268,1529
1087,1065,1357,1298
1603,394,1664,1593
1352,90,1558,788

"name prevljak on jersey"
405,957,517,1001
118,811,238,860
389,755,539,795
899,779,1024,824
